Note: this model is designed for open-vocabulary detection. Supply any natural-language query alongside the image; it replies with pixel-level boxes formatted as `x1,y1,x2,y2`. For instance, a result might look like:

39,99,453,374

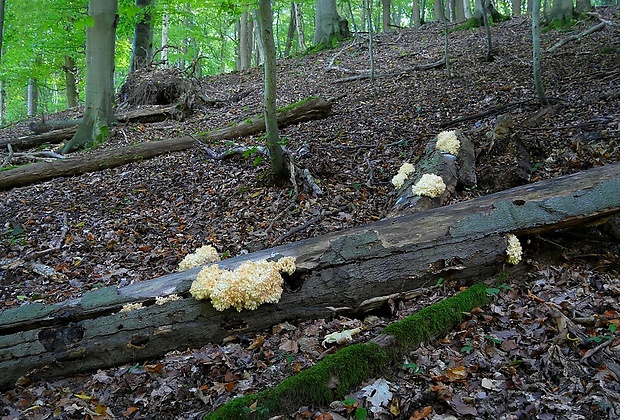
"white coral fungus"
155,294,182,305
178,245,221,271
411,173,446,198
506,234,522,265
391,162,415,189
435,130,460,155
120,302,144,313
190,257,296,311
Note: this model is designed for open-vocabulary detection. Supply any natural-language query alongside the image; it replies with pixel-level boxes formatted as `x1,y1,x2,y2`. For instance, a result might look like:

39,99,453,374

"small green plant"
404,362,424,374
484,334,502,345
461,342,474,353
435,277,444,287
487,283,512,296
342,398,368,420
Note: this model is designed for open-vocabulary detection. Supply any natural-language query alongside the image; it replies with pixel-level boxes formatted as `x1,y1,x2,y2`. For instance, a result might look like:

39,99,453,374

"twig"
272,206,347,246
548,13,614,54
24,214,69,260
1,143,14,167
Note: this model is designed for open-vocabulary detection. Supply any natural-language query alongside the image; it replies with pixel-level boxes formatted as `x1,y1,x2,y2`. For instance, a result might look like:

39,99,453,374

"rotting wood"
0,162,619,389
0,98,332,191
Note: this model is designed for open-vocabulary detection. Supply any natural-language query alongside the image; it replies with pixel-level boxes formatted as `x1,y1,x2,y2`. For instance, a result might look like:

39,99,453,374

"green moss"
454,17,481,31
544,18,576,33
276,97,319,113
383,283,489,347
205,284,490,419
206,342,391,419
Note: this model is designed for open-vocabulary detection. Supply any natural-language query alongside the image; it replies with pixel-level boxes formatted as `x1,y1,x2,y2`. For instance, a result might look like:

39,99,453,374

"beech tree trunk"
62,0,117,153
239,11,253,69
130,0,154,72
64,56,79,108
1,162,619,390
0,98,332,190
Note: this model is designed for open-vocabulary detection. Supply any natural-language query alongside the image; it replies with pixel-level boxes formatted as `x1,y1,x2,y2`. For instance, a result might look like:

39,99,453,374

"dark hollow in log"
0,162,619,389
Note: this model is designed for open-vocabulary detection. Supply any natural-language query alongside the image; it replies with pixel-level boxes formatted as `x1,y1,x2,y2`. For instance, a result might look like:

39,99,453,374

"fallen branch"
332,59,445,83
0,97,333,191
548,13,615,53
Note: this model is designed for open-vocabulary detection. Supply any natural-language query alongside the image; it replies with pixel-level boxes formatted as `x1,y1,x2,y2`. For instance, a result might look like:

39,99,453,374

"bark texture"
1,162,619,389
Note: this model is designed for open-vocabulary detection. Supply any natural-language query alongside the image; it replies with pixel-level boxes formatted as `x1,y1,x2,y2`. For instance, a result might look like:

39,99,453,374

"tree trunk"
258,0,287,186
550,0,573,22
61,0,117,153
1,162,619,389
239,11,253,69
313,0,342,44
455,0,465,21
294,2,307,51
512,0,522,15
284,2,296,56
434,0,445,21
413,0,421,26
27,78,38,118
64,56,79,108
161,12,169,65
532,0,548,106
464,0,473,18
0,80,5,125
130,0,154,72
382,0,391,31
0,98,332,190
575,0,591,13
0,0,5,66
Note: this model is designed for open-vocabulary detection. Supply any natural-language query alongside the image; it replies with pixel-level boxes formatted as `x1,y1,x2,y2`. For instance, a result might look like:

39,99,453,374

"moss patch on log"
205,283,490,419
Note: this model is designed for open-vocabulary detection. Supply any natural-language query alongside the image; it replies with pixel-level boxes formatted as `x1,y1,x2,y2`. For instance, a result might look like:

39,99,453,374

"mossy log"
0,98,332,190
0,162,619,389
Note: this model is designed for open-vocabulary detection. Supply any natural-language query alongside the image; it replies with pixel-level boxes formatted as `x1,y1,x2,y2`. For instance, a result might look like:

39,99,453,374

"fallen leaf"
409,405,433,420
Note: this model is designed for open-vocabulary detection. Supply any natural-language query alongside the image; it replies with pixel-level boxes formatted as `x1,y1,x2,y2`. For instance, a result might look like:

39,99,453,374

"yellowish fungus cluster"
505,234,522,265
178,245,221,271
119,302,144,313
435,130,460,155
411,173,446,198
190,257,296,311
155,294,182,305
391,162,415,189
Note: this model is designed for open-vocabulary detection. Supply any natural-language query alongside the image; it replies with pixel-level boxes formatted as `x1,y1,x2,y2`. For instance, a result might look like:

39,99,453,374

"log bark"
1,162,619,389
0,98,332,190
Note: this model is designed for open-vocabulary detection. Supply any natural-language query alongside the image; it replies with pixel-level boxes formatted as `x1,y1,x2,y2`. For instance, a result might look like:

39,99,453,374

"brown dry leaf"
122,406,139,417
315,413,333,420
389,397,400,416
279,339,298,353
431,383,452,402
451,394,478,416
247,335,265,350
409,405,433,420
144,363,164,374
446,365,468,381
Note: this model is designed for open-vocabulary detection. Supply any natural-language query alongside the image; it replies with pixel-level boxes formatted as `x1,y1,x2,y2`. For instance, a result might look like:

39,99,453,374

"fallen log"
2,105,184,150
0,97,332,191
1,162,619,389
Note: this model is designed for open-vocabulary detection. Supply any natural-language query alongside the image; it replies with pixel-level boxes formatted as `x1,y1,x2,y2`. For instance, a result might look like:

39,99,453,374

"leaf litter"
1,9,620,419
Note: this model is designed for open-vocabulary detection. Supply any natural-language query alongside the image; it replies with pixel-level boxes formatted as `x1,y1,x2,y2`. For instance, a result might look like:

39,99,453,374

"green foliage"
544,18,577,32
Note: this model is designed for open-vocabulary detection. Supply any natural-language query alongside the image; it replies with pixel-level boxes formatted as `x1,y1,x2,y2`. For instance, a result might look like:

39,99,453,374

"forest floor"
1,9,620,420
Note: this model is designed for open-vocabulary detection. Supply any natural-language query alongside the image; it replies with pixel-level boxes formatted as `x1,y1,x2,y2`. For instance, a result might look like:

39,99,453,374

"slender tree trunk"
346,0,358,31
365,0,375,80
294,3,307,50
382,0,391,31
64,56,79,108
258,0,287,186
575,0,592,13
532,0,548,106
512,0,522,15
130,0,154,72
455,0,465,21
482,0,493,61
442,0,451,76
161,12,169,65
413,0,421,25
0,0,5,65
464,0,473,18
0,80,5,125
550,0,573,22
284,2,296,56
27,79,38,117
239,11,253,69
434,0,446,21
62,0,118,153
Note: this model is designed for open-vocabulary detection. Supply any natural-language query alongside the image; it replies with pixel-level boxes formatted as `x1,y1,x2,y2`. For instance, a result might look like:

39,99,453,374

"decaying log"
0,98,332,191
389,129,476,216
0,162,619,389
4,106,183,150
